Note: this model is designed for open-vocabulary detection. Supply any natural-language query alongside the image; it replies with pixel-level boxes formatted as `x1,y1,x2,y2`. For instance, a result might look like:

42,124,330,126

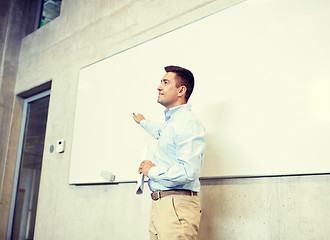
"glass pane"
40,0,62,27
12,95,50,240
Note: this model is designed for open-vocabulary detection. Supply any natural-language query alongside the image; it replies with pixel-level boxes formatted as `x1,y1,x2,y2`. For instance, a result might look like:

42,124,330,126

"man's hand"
138,160,154,177
133,113,145,124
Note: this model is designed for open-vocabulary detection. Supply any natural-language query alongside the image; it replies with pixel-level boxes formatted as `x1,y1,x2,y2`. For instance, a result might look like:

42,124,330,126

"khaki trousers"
149,194,201,240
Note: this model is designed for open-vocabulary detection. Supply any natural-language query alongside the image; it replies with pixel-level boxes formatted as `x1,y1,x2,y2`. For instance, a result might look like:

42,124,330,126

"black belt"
151,189,198,201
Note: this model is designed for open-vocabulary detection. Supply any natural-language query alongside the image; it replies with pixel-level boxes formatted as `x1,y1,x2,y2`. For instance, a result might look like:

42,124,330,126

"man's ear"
178,86,187,98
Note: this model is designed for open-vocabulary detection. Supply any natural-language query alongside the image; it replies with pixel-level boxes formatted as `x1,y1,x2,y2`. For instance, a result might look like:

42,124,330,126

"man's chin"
157,99,165,107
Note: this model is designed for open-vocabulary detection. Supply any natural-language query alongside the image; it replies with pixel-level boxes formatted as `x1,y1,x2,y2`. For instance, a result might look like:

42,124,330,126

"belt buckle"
151,191,161,201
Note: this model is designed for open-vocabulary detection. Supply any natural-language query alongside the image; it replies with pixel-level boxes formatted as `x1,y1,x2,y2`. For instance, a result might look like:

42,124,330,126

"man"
133,66,206,240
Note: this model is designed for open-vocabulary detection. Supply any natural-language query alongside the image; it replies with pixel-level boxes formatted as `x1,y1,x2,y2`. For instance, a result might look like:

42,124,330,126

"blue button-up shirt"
140,104,206,192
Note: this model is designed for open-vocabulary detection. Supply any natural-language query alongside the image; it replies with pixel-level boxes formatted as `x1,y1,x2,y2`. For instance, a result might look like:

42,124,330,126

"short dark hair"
164,65,194,102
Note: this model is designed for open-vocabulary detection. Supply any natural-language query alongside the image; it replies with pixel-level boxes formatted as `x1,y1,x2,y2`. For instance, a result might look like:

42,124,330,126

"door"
7,90,50,240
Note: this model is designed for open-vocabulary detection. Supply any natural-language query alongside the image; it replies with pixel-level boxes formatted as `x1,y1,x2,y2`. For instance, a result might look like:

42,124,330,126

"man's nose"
157,84,163,91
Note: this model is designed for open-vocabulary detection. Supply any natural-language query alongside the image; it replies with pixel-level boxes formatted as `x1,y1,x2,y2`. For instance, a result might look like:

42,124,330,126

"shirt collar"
164,104,191,121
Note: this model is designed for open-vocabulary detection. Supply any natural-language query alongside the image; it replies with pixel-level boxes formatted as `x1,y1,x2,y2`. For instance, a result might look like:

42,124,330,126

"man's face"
157,72,180,109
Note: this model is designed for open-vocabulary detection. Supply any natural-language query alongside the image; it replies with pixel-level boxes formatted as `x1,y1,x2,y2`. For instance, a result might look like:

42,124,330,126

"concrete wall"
0,0,40,237
1,0,330,239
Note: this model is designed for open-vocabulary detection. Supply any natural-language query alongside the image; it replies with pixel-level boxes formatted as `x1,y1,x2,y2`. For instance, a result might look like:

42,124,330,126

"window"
39,0,62,27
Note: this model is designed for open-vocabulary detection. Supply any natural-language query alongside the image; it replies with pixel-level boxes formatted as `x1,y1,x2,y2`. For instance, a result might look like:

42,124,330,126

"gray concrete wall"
0,0,40,236
2,0,330,239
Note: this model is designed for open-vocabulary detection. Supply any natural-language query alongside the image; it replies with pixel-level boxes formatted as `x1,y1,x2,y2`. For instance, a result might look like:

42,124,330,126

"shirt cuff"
140,119,147,128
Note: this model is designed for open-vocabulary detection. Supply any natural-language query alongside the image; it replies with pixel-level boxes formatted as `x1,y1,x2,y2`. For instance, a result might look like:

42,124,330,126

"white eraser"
100,170,116,182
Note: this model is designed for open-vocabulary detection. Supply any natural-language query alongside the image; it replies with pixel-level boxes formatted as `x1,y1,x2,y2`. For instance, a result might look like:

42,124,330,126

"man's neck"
165,100,187,110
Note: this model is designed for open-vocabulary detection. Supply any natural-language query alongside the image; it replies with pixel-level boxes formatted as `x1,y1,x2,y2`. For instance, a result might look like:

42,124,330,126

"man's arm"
133,113,163,139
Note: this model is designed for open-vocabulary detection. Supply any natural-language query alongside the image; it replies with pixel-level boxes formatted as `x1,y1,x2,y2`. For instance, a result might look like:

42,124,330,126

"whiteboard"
69,0,330,184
